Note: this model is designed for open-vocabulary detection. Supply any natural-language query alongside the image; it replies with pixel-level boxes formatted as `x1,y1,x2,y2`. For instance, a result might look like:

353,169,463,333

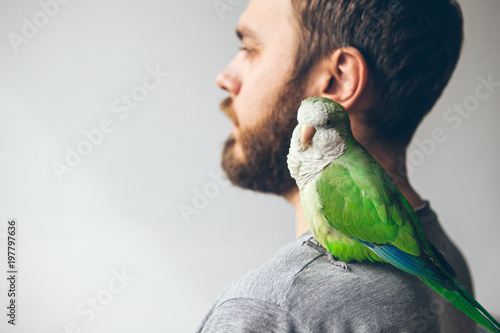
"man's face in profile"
216,0,311,195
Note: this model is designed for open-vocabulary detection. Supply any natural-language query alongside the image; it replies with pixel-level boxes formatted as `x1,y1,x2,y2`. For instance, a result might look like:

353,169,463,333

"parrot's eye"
326,119,333,127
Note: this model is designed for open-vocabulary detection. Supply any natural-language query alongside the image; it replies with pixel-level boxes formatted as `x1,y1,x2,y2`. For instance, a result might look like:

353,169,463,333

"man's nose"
215,64,241,96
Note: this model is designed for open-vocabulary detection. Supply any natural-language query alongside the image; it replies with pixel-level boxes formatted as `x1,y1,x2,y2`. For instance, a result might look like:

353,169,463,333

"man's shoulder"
198,232,441,332
212,233,327,305
217,232,431,301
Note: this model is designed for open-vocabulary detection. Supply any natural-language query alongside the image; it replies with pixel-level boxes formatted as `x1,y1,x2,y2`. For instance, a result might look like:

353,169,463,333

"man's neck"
285,189,309,238
285,137,424,238
357,134,425,210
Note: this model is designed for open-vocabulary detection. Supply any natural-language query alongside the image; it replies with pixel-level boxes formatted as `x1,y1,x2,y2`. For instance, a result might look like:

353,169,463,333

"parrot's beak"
300,124,316,149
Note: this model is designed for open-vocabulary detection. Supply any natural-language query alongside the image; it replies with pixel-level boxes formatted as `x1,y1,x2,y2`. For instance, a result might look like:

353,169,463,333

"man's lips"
231,123,240,141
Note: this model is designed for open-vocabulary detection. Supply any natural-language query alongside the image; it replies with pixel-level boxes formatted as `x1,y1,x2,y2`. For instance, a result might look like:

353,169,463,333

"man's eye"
239,46,253,55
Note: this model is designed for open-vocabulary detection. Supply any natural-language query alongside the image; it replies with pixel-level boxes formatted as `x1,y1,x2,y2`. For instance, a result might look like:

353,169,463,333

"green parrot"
287,96,500,333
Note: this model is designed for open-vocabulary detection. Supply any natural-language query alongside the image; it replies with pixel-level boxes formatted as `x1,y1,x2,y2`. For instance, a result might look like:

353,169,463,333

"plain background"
0,0,499,332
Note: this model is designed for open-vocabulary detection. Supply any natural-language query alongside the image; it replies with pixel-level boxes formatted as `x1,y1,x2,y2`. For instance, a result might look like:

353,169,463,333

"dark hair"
290,0,464,145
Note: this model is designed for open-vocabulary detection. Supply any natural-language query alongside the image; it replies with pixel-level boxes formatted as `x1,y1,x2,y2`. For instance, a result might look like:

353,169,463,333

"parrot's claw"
326,253,350,272
302,237,324,251
303,237,349,272
302,237,316,247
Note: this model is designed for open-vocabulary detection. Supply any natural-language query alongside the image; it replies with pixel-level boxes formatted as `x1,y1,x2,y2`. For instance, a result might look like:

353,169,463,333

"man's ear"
316,47,370,111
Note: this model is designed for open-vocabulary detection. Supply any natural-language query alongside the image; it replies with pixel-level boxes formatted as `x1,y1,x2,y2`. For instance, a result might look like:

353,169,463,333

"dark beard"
220,81,306,195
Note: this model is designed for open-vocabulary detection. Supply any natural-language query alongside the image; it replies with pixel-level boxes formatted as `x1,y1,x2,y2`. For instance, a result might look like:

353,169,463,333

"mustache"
220,97,239,126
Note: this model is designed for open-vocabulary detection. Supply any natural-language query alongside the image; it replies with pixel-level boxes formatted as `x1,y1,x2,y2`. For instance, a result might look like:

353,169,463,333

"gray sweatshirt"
197,202,477,332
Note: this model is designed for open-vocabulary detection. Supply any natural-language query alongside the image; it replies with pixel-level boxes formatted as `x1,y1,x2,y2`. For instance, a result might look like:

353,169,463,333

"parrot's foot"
303,237,326,253
326,254,349,272
302,237,349,272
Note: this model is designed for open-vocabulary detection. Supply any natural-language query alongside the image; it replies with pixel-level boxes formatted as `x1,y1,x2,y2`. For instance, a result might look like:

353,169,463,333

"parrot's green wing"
316,144,452,285
317,145,421,255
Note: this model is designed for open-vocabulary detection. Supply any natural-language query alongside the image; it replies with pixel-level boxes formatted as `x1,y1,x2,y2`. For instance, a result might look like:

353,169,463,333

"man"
198,0,476,331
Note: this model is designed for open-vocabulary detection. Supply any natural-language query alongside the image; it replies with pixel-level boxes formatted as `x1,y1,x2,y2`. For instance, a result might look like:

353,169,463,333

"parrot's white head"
287,97,350,189
294,96,351,157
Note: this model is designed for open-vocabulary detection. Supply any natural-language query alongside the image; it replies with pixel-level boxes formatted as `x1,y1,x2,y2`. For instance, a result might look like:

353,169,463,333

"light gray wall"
0,0,498,332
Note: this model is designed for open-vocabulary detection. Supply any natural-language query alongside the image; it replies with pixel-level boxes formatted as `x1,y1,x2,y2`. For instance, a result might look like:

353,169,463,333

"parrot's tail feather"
356,239,452,288
360,239,500,332
422,278,500,333
429,243,457,278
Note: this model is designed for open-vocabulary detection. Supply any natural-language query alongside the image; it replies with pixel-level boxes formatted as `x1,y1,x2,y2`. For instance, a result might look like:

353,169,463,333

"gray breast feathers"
287,152,333,190
287,126,347,190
